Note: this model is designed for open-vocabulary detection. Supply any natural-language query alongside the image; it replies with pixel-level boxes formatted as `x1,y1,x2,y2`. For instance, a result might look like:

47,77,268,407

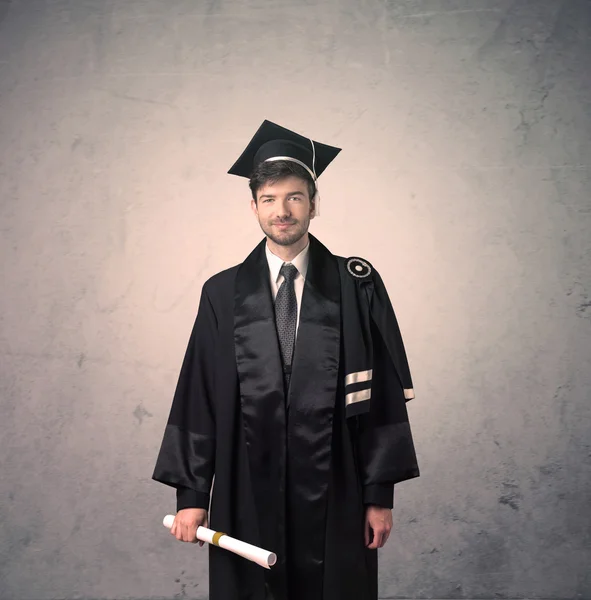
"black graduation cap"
227,119,342,181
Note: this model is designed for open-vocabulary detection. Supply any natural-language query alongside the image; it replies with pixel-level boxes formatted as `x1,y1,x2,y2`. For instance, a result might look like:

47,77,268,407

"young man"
152,120,419,600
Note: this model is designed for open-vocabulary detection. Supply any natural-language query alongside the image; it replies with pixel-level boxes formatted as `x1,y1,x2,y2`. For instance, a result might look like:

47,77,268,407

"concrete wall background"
1,0,590,599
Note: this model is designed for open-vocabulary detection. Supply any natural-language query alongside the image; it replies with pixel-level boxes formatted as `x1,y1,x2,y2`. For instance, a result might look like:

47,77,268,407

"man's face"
251,175,315,247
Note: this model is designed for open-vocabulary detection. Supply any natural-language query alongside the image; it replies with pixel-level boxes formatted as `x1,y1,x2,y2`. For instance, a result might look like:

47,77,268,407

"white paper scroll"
162,514,277,570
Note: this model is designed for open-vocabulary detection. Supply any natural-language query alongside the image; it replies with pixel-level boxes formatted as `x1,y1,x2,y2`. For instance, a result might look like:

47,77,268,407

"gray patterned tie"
274,263,298,392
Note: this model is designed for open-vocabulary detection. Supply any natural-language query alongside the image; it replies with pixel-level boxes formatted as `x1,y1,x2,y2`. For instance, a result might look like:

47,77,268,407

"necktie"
274,263,298,393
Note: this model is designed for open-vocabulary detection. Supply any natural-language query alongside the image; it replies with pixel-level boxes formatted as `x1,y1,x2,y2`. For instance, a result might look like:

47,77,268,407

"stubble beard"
261,216,310,247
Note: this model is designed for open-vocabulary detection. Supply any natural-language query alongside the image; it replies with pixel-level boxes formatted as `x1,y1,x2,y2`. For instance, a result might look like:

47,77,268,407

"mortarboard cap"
227,119,341,182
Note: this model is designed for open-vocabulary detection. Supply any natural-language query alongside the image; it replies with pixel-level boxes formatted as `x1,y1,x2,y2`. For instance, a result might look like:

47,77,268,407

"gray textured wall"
1,1,590,599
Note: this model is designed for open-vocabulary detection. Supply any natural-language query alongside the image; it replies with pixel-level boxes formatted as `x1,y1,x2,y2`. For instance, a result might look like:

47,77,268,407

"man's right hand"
170,508,208,546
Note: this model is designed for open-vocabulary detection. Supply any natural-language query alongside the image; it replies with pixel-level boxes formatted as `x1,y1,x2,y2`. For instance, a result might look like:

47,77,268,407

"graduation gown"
152,234,419,600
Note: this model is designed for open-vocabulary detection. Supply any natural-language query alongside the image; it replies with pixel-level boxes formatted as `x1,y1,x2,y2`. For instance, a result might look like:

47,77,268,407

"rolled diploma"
162,514,277,570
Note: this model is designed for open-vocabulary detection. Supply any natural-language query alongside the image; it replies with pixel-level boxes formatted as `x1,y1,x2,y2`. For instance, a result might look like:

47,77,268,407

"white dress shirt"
265,241,310,335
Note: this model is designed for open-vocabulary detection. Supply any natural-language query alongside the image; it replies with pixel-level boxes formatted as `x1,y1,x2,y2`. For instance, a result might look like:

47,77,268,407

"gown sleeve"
152,285,217,511
356,270,419,509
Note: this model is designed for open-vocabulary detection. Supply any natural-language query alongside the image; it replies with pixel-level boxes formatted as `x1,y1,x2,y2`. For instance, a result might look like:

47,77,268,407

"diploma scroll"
162,514,277,569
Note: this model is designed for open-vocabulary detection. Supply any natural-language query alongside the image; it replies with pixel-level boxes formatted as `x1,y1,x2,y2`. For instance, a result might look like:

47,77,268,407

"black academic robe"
152,234,419,600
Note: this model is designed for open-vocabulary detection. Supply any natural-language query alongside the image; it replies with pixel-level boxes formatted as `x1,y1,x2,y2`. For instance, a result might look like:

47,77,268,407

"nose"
275,199,291,219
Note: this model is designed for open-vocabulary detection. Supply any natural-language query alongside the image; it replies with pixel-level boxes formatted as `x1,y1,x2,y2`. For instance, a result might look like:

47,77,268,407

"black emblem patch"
346,257,372,279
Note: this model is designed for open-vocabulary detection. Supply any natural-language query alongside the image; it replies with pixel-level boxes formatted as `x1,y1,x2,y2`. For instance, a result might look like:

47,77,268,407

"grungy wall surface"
1,0,590,599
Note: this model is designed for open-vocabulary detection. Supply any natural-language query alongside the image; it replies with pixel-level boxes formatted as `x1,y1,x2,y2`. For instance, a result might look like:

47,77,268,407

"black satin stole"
234,233,340,599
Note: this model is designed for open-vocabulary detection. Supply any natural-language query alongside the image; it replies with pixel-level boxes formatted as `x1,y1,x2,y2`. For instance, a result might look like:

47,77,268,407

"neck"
266,232,309,262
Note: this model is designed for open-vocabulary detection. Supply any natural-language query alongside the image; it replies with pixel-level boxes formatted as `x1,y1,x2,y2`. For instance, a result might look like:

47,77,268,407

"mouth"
275,222,294,229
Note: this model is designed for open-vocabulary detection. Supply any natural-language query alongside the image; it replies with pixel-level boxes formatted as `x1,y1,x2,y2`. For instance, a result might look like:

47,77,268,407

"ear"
309,196,317,219
250,197,259,217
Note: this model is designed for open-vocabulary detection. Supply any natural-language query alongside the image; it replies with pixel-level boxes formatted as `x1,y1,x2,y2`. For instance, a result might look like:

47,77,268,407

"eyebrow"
259,191,306,199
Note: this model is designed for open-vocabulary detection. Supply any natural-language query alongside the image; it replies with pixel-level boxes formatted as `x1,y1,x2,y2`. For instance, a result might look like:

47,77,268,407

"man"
152,120,419,600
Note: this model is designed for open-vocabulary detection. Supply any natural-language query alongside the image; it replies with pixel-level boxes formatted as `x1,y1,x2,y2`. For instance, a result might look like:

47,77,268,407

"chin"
265,226,307,247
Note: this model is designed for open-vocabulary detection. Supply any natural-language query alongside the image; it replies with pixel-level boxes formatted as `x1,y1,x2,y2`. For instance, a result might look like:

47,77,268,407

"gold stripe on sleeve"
345,388,371,406
345,369,373,387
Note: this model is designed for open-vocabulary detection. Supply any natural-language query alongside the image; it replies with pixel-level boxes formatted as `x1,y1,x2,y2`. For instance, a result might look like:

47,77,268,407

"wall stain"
539,462,562,476
133,403,153,425
577,300,591,318
498,495,519,510
567,281,591,320
553,384,570,425
70,514,83,537
174,568,200,598
498,481,521,510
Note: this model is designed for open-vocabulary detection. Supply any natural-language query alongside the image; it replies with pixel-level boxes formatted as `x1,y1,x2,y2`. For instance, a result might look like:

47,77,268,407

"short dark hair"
249,160,316,204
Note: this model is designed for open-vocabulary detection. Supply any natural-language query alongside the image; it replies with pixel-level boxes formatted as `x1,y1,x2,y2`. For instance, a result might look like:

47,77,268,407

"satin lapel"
234,238,287,580
286,233,341,596
288,234,341,410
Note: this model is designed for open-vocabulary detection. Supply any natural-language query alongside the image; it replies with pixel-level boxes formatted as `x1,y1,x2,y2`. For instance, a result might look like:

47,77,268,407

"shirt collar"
265,239,310,284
